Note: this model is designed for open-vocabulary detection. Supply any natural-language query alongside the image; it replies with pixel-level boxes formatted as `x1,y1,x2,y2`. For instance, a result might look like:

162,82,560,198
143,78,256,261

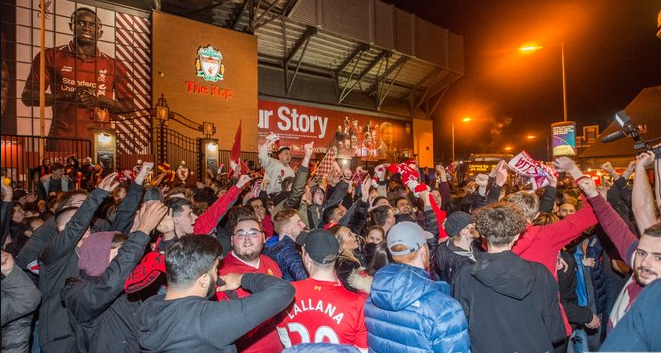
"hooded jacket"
453,251,565,353
364,263,470,353
62,231,150,353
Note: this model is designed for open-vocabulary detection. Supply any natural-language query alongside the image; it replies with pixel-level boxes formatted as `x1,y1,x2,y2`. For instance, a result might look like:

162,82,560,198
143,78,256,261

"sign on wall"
3,0,152,154
258,99,413,161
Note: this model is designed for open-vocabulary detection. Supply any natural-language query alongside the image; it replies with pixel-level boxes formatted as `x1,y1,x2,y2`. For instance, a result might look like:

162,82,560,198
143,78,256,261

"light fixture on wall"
206,141,218,152
155,94,169,121
203,122,216,137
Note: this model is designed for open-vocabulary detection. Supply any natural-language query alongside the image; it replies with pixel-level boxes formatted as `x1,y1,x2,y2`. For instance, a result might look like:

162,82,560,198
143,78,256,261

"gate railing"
1,135,91,191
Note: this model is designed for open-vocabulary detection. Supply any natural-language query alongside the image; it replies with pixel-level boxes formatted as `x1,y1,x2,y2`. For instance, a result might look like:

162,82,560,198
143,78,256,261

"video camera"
601,110,660,158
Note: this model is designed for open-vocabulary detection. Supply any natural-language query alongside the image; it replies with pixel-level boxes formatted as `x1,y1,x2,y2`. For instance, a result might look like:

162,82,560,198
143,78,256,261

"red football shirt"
24,42,131,139
277,278,368,349
217,252,283,353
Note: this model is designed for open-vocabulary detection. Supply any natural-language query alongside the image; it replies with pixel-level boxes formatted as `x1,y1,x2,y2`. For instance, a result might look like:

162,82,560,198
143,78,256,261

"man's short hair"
70,7,100,24
273,208,299,234
474,203,527,246
234,215,262,231
166,187,193,201
371,196,388,208
394,197,409,207
165,235,222,287
164,197,193,217
55,206,79,230
506,191,539,221
226,206,257,231
281,176,295,191
370,205,392,227
57,189,89,210
643,223,661,237
111,233,129,249
322,205,340,224
51,163,64,172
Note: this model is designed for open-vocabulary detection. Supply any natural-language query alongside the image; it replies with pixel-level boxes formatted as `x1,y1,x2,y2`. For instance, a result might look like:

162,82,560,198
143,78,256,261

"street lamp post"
521,42,568,121
451,117,472,162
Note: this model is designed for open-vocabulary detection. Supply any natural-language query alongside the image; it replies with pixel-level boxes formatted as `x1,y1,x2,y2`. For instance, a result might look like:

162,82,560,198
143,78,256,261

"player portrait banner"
551,121,576,157
4,0,151,154
258,99,413,161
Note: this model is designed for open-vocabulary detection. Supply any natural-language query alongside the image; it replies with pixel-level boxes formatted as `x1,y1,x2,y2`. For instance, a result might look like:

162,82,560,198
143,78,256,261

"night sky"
384,0,661,162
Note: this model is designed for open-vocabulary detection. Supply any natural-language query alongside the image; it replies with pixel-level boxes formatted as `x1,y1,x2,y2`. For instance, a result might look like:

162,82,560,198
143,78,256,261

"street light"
452,116,473,161
520,42,568,121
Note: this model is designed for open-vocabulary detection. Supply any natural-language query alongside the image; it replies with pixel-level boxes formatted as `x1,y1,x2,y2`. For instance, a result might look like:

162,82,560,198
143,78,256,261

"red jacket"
194,185,242,235
512,194,598,335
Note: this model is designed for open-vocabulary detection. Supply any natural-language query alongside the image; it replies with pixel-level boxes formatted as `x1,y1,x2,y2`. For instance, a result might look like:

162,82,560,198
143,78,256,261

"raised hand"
545,168,558,188
137,201,168,234
135,162,154,185
553,156,577,173
98,172,119,192
600,162,616,175
495,162,509,187
360,174,371,202
635,151,655,169
577,178,599,198
304,142,314,157
236,174,252,189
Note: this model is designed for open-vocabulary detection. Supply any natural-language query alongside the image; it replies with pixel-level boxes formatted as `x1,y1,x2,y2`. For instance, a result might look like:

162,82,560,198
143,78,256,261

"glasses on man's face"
233,230,263,239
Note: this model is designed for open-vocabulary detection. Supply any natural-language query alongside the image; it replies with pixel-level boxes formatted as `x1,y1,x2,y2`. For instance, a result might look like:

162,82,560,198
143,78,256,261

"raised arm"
578,177,638,263
41,173,119,265
111,162,153,233
64,202,167,323
194,175,249,235
632,151,658,233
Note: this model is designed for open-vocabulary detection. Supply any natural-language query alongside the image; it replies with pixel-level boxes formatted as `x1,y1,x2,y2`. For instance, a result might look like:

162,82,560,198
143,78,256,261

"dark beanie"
444,211,472,236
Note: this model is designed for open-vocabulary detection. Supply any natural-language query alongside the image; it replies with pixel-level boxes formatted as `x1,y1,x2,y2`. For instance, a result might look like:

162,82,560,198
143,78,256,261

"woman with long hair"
329,225,366,293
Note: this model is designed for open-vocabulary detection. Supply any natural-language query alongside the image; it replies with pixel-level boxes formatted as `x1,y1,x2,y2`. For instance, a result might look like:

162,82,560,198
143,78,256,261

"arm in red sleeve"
587,194,638,263
535,194,598,250
194,185,242,234
262,214,274,238
429,194,448,241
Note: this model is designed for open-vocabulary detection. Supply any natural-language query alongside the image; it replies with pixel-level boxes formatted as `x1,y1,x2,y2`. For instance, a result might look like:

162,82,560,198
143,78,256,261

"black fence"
1,134,92,191
2,133,260,190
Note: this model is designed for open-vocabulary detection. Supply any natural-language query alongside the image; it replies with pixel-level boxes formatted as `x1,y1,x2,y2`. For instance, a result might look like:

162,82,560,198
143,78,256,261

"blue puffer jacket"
364,263,470,353
262,236,308,282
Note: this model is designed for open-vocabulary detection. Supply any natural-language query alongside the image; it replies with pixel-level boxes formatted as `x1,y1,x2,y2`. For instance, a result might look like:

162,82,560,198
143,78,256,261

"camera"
601,110,660,158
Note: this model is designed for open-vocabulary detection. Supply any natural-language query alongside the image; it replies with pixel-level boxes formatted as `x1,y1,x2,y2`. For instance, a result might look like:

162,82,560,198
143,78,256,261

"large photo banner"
3,0,151,153
258,100,413,161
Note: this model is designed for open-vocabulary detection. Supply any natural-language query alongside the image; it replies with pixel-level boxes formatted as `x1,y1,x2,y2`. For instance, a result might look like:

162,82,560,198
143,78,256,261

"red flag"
228,122,242,178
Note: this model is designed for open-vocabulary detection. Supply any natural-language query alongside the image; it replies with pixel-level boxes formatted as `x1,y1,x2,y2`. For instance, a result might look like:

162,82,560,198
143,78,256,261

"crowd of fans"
1,140,660,353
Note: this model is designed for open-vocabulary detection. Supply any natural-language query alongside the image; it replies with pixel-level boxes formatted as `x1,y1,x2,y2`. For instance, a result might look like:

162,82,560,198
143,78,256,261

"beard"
634,265,657,286
234,246,262,262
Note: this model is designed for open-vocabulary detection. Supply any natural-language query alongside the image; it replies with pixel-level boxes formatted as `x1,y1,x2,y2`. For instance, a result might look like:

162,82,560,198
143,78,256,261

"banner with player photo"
2,0,151,154
258,99,413,162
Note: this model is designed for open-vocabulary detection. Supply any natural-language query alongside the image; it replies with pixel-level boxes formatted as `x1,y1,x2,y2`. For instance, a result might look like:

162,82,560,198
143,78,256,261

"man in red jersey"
21,7,135,143
276,229,368,352
217,215,284,352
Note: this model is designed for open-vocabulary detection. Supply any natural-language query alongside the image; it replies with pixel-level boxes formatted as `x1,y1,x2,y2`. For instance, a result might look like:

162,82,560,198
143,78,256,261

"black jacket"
62,231,150,353
433,239,480,287
453,251,566,353
557,251,594,327
137,273,295,352
38,188,108,351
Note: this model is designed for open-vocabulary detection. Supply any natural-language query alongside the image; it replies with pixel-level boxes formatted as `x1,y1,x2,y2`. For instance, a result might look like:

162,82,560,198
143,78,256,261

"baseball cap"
296,229,339,264
278,146,291,154
444,211,472,236
386,221,426,256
